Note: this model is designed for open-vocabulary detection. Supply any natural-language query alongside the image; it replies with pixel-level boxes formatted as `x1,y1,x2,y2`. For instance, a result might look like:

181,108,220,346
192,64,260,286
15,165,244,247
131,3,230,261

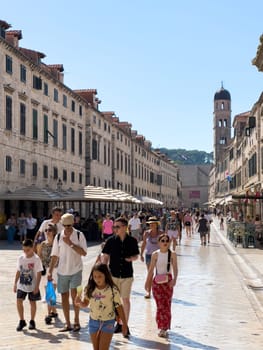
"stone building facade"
208,35,263,219
0,19,181,218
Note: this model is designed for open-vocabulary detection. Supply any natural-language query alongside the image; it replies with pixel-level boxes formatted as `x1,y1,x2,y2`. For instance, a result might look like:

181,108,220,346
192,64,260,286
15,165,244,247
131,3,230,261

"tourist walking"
102,214,114,241
75,263,128,349
165,210,181,249
38,223,58,324
13,239,43,331
17,212,27,243
33,207,63,255
183,211,193,238
140,216,162,298
6,213,17,244
128,212,141,241
26,213,38,240
145,233,178,338
102,217,139,335
48,213,87,332
197,213,208,245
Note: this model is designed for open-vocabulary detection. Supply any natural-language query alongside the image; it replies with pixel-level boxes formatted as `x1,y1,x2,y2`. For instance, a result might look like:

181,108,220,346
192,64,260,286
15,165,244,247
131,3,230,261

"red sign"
189,191,200,199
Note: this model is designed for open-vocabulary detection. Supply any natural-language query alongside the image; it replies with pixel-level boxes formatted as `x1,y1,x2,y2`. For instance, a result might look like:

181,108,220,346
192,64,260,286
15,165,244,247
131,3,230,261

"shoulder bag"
154,249,171,284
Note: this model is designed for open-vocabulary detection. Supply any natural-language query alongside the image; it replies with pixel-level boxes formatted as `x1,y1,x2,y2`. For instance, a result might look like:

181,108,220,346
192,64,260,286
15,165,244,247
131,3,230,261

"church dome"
214,86,231,101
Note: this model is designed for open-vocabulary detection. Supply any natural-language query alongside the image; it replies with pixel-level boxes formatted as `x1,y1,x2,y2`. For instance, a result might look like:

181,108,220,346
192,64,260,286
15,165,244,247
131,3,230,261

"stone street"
1,221,263,349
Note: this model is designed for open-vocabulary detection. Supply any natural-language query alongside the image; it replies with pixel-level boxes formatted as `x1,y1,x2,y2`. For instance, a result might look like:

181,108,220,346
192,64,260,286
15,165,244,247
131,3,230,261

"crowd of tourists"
12,206,217,350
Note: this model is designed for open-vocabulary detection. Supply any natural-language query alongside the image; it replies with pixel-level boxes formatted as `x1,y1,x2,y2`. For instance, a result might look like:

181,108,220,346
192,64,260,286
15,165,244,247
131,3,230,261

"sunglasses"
113,225,123,229
45,228,53,232
160,239,169,243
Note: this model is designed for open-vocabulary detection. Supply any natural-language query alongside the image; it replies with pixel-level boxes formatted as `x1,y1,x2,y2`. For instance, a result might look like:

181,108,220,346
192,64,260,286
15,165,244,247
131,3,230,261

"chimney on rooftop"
5,30,22,48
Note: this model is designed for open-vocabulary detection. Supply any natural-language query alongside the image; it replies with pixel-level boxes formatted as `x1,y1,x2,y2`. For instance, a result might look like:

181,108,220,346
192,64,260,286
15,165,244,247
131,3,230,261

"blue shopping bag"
45,280,56,306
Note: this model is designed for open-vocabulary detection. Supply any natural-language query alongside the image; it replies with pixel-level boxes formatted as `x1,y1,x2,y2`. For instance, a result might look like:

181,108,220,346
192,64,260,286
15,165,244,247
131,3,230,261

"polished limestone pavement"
1,221,263,350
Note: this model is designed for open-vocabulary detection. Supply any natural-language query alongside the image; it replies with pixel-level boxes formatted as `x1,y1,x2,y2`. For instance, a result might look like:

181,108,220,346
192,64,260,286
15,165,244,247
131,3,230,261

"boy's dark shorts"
17,289,41,301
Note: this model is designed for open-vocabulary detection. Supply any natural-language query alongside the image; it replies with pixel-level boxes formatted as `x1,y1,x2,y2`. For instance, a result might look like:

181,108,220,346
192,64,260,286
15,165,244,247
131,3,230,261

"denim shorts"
145,254,152,265
89,318,115,334
57,270,82,294
17,289,41,301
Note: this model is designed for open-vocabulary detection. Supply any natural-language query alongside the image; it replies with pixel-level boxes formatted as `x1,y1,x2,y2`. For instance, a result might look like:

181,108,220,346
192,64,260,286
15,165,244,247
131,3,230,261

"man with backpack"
48,213,87,332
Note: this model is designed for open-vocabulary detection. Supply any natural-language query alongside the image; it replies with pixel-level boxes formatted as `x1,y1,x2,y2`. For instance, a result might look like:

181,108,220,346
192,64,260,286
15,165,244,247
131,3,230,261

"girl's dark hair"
85,263,117,299
158,233,170,242
47,223,57,235
22,239,34,247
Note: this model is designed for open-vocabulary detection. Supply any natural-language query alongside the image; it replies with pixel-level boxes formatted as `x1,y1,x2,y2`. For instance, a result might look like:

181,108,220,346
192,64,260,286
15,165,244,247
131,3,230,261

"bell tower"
213,83,231,163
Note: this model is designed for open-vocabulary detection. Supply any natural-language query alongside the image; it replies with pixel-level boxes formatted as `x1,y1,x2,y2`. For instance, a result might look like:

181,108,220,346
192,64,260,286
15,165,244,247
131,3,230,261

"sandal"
73,323,81,332
59,325,73,332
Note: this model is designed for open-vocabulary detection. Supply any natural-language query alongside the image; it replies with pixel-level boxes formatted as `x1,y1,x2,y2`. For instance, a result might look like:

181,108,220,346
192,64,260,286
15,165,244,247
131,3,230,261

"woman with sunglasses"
140,216,162,298
38,224,58,324
145,233,178,338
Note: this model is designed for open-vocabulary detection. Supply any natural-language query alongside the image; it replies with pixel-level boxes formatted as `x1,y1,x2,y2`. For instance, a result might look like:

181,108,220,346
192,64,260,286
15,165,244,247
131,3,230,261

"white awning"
61,185,141,204
135,195,163,206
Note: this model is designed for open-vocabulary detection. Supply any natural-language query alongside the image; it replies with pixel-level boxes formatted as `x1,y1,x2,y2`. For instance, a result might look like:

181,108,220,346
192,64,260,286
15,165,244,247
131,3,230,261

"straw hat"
146,216,160,224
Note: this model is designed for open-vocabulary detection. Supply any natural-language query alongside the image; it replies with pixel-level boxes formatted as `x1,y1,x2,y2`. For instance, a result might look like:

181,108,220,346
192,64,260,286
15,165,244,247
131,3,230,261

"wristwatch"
70,244,74,248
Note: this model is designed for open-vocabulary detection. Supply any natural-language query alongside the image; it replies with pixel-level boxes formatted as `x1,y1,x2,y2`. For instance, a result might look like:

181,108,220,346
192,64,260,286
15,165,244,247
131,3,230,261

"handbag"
154,249,171,284
154,274,169,284
45,280,56,306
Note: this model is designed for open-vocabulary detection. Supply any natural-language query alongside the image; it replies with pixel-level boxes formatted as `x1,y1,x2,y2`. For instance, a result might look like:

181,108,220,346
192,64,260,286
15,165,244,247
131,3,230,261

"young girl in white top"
145,234,178,338
75,263,128,350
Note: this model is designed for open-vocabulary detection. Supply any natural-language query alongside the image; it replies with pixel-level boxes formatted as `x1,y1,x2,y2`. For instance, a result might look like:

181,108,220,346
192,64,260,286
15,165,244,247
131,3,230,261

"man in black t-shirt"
102,217,139,335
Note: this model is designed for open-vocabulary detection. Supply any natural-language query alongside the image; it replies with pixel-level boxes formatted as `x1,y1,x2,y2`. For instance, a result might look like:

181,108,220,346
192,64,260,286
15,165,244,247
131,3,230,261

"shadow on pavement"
173,298,197,307
168,332,219,350
123,332,220,350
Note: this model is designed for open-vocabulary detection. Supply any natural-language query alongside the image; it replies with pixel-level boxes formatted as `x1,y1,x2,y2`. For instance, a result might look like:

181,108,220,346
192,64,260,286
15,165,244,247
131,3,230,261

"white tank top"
156,250,170,274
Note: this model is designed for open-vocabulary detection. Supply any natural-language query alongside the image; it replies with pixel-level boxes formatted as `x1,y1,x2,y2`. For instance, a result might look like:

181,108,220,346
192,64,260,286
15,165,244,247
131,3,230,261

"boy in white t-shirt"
13,239,43,331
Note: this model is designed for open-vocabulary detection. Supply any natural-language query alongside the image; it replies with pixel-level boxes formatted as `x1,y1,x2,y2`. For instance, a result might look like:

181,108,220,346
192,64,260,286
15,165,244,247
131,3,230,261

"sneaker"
16,320,26,331
28,320,36,330
45,315,52,325
123,326,130,338
158,329,167,338
114,323,122,333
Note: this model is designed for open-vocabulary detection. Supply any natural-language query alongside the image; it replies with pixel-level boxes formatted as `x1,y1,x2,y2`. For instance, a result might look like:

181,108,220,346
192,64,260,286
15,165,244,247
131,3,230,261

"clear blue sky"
2,1,263,153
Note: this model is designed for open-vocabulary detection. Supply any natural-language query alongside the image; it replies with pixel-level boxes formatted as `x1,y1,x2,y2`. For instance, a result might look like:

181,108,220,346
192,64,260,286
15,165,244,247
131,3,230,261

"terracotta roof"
74,89,98,106
19,47,46,64
6,30,22,39
0,20,11,29
47,64,64,72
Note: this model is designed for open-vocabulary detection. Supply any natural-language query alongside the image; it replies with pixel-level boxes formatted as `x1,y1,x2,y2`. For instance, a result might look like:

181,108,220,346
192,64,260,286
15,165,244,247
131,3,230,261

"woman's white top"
156,250,170,274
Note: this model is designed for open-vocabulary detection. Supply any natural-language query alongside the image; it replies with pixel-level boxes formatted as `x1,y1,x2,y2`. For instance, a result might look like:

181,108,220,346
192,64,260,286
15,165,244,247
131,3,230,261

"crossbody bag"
154,249,171,284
